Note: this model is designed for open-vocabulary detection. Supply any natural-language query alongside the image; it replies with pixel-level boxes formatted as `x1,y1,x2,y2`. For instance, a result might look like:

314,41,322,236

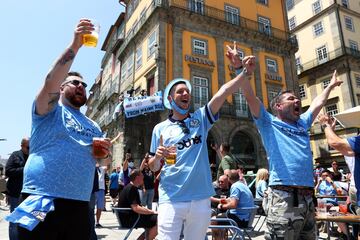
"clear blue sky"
0,0,124,158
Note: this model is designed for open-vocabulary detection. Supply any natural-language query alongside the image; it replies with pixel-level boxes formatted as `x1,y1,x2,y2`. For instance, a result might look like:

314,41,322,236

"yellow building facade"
287,0,360,167
87,0,298,172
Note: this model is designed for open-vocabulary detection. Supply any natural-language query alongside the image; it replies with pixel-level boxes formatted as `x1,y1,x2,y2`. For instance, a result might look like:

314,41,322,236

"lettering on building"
185,55,215,67
265,73,282,81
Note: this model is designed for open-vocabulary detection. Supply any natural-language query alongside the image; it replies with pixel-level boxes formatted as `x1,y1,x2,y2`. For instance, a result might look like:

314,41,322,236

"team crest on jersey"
189,119,200,128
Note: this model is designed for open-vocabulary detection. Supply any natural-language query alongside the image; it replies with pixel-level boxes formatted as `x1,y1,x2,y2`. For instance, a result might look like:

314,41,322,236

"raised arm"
208,49,256,116
223,42,262,118
308,70,343,122
36,19,94,115
317,113,354,156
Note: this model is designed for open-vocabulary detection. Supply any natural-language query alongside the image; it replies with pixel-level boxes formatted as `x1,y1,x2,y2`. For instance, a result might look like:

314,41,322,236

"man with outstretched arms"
226,42,343,239
148,55,256,239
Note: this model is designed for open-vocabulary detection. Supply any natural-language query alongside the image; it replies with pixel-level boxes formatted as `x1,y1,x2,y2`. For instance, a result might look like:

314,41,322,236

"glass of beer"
165,145,177,165
83,20,100,47
93,137,108,159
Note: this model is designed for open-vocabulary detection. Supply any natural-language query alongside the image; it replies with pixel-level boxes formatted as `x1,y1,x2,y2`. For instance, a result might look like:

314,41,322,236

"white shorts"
157,198,211,240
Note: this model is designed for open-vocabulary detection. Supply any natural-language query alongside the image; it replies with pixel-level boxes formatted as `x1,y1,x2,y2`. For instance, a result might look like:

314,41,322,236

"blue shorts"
95,189,105,210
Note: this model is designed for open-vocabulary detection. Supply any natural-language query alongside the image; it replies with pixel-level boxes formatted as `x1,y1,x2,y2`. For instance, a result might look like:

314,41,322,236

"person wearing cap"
148,54,256,239
226,42,343,239
6,19,111,239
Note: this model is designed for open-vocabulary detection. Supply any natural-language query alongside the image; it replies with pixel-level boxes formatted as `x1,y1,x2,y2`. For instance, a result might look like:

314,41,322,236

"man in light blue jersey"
6,19,111,240
148,55,256,239
226,42,343,239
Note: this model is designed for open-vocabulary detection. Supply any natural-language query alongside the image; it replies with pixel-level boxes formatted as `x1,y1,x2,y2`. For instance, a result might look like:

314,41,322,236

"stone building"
86,0,298,171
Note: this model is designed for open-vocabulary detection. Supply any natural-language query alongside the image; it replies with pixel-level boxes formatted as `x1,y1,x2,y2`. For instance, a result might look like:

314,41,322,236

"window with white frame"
323,79,330,89
342,0,349,8
257,0,268,5
225,5,240,25
316,45,328,64
299,85,306,99
345,16,354,31
120,61,127,82
234,89,248,117
355,74,360,87
312,0,322,15
289,16,296,30
127,53,134,78
313,21,324,36
192,38,207,56
193,76,208,109
139,8,146,23
135,46,142,69
326,104,338,116
189,0,204,15
349,39,359,51
287,0,294,10
266,58,278,72
258,16,271,36
295,57,302,70
148,31,157,58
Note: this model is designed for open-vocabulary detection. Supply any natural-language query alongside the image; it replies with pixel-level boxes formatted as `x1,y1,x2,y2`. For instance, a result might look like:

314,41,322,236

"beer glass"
83,20,100,47
164,145,177,165
92,137,108,159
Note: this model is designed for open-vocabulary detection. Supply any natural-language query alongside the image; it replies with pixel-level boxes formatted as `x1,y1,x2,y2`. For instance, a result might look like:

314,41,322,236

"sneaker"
95,223,103,228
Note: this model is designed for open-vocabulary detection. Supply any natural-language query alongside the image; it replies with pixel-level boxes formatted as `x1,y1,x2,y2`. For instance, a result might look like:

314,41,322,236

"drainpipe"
334,3,355,107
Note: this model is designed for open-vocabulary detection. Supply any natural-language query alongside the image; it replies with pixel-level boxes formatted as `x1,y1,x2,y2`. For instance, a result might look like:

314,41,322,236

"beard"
67,93,87,108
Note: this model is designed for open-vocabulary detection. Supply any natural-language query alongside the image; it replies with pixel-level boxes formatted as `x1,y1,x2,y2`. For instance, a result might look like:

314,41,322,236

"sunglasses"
64,80,87,88
177,121,190,134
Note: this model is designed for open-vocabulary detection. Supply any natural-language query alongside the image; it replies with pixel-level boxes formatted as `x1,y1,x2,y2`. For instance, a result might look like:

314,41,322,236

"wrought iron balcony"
297,47,360,74
168,0,296,44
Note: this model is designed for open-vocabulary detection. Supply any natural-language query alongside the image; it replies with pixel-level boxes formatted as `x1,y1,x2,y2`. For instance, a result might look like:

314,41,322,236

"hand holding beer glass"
158,135,177,165
82,19,100,47
92,137,111,159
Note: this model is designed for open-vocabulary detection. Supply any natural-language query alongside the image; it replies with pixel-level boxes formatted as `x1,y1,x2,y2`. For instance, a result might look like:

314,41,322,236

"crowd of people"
2,18,359,240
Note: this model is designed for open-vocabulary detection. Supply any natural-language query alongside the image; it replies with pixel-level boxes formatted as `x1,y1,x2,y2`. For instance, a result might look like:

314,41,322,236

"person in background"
315,169,340,205
216,143,237,181
89,168,99,240
210,175,230,214
330,160,343,182
6,19,111,240
313,161,324,185
217,170,254,228
95,164,107,228
5,137,30,240
109,168,120,206
255,168,269,200
117,169,158,240
139,153,155,210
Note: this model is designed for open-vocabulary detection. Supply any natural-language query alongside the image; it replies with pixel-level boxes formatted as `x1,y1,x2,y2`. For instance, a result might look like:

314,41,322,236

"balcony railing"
297,47,360,74
168,0,296,44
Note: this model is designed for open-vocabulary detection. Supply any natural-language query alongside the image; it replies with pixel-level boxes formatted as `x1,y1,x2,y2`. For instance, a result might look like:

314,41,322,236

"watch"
321,124,328,129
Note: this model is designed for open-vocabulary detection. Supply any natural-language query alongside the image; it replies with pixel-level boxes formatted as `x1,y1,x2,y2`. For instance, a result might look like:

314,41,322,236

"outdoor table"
315,195,348,199
315,212,360,240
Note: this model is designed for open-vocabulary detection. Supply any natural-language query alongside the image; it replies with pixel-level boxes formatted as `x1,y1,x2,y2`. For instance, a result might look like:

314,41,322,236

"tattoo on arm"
58,49,75,65
48,92,60,109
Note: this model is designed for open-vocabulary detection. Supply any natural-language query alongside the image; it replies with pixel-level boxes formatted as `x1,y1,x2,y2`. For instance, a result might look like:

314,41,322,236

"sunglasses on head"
177,121,190,134
64,80,87,88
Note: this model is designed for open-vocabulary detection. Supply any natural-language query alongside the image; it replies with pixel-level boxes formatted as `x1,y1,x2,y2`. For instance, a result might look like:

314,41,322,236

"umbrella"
334,106,360,128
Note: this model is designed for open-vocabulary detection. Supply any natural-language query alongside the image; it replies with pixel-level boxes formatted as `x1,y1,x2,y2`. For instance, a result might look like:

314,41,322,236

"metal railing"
298,47,360,74
168,0,296,43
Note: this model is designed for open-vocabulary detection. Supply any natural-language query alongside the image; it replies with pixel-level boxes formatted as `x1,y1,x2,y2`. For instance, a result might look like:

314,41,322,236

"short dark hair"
169,81,186,96
129,169,141,182
321,169,331,175
221,143,230,153
270,90,294,115
67,71,83,79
